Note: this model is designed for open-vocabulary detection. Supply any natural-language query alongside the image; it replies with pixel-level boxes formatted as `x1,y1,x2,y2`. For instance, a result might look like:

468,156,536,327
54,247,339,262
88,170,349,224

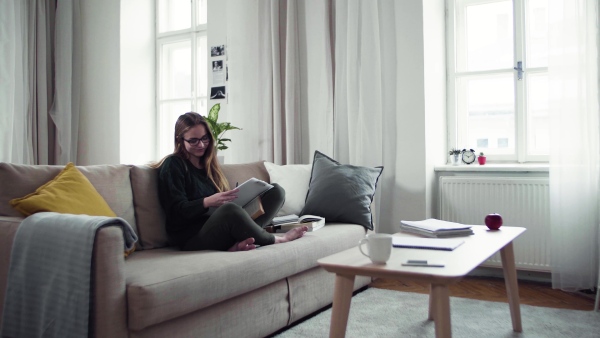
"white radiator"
439,176,550,272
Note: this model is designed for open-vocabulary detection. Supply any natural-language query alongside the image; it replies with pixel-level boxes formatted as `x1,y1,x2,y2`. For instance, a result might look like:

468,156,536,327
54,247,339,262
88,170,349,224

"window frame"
155,0,208,159
446,0,549,164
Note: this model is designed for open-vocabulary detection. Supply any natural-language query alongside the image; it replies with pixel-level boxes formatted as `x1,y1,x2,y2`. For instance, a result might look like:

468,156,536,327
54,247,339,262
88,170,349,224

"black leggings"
182,184,285,251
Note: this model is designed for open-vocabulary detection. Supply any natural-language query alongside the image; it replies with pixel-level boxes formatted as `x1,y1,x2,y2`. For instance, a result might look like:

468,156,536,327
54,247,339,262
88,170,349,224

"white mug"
358,233,392,264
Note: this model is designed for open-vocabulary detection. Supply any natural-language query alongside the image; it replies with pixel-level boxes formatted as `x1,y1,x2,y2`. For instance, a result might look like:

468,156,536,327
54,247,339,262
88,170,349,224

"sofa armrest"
0,218,129,337
0,216,22,330
92,226,129,338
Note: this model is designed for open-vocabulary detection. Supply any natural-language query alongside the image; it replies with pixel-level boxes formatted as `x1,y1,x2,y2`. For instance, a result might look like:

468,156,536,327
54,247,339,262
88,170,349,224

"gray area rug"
275,288,599,338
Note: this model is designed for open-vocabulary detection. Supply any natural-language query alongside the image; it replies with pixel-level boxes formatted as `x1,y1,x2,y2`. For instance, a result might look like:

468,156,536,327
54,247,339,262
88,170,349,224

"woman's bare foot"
274,226,308,244
228,237,256,252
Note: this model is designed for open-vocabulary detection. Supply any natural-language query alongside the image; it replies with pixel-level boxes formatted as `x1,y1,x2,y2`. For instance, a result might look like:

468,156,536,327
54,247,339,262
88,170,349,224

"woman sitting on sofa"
154,112,307,252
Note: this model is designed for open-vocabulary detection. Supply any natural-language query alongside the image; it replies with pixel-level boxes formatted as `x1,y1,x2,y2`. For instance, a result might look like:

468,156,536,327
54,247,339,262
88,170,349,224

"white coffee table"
318,225,526,338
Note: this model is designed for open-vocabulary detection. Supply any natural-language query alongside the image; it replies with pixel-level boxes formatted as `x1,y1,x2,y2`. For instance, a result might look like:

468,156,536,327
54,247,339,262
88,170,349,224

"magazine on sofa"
272,214,325,233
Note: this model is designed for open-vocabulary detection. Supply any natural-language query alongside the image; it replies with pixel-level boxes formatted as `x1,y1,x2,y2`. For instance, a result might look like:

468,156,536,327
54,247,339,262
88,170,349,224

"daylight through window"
447,0,548,163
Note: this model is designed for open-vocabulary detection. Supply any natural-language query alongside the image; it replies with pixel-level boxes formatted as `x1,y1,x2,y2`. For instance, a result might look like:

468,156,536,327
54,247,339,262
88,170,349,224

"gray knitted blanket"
1,212,138,338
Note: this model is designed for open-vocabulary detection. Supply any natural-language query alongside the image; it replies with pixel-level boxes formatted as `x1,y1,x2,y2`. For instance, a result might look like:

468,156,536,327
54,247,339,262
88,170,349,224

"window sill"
434,163,549,173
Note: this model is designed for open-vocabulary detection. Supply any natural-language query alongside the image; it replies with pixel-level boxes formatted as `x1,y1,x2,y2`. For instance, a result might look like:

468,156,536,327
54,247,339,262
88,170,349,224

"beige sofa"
0,161,370,338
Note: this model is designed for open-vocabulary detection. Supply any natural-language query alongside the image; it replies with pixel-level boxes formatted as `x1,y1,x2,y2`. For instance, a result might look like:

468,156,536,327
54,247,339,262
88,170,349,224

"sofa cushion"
129,279,291,338
10,163,116,217
301,151,383,230
124,223,367,330
0,163,138,239
130,165,168,250
264,162,312,216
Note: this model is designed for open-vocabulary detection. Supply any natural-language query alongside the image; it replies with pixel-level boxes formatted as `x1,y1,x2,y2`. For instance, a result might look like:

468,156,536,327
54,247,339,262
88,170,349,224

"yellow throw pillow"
10,162,117,217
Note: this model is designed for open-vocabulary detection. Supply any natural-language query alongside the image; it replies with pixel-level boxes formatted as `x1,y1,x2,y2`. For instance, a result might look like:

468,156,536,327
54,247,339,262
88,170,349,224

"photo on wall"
212,60,225,86
210,86,226,100
211,45,225,57
212,60,223,71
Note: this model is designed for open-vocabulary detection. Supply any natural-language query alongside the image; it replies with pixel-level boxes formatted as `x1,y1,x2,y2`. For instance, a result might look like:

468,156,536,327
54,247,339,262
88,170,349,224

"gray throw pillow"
300,151,383,230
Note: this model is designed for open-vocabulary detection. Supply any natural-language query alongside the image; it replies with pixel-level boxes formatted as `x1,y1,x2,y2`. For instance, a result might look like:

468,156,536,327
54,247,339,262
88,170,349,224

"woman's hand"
203,188,239,208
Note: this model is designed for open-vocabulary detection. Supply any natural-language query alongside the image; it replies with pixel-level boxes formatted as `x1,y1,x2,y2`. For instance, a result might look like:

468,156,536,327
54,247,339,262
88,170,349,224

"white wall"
78,0,155,165
423,0,448,218
120,0,156,165
385,1,446,231
391,1,429,227
208,0,228,109
207,0,231,160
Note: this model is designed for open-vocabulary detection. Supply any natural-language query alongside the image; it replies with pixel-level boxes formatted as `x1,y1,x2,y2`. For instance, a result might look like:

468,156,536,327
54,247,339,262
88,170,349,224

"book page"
272,214,299,226
299,214,324,223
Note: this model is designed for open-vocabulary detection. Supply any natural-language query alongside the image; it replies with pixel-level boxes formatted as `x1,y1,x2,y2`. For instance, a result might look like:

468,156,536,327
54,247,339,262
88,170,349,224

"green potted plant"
478,151,486,165
205,103,241,151
449,148,462,165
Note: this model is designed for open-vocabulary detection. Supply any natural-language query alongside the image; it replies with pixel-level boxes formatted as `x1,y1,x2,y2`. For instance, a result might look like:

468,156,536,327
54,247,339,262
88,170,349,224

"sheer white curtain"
225,0,333,164
0,0,80,165
0,0,30,164
333,0,385,166
334,0,414,234
548,0,599,291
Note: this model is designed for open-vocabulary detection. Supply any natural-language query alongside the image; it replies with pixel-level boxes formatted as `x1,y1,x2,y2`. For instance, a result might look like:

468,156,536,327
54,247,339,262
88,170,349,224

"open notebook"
392,237,465,251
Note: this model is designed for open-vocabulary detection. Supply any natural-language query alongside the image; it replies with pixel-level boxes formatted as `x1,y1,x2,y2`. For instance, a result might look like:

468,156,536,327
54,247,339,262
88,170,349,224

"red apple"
485,213,503,230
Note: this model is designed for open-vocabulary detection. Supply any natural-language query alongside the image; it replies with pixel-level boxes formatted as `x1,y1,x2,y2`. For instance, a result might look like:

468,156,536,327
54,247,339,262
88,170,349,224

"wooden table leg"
500,241,523,332
430,284,451,338
329,273,356,338
428,284,435,320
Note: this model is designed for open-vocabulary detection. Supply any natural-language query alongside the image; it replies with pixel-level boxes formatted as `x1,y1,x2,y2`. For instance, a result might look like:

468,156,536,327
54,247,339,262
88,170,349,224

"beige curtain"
0,0,80,165
225,0,334,164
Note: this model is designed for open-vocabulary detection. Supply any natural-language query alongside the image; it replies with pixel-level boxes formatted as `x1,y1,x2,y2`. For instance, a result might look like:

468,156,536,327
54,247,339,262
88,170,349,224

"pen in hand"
236,182,238,187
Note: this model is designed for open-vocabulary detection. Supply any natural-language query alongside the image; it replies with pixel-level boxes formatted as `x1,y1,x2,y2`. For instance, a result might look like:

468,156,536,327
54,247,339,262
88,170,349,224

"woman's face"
182,124,210,160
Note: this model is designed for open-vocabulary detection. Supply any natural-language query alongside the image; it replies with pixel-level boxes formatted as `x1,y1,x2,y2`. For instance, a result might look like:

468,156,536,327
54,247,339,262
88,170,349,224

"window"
156,0,208,158
447,0,548,163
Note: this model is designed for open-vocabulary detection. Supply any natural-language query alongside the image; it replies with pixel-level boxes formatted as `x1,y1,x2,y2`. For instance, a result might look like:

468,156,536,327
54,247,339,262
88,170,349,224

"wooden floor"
370,276,597,311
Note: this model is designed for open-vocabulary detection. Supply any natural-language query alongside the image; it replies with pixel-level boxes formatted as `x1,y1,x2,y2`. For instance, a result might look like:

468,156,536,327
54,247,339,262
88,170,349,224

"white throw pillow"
264,162,312,216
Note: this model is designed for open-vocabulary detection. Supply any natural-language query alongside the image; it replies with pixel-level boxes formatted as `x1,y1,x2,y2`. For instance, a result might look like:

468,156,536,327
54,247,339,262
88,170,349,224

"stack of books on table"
271,214,325,233
399,219,473,238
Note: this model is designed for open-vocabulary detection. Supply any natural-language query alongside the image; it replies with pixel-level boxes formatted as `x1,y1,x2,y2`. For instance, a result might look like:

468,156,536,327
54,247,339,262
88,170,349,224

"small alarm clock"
461,149,476,165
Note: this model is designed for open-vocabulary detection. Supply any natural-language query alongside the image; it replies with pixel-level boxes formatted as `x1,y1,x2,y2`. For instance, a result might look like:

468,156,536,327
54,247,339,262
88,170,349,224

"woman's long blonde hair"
153,112,229,192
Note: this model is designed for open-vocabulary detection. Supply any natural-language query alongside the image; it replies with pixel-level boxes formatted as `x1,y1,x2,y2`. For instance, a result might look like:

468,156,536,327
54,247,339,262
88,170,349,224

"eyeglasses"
183,135,211,146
